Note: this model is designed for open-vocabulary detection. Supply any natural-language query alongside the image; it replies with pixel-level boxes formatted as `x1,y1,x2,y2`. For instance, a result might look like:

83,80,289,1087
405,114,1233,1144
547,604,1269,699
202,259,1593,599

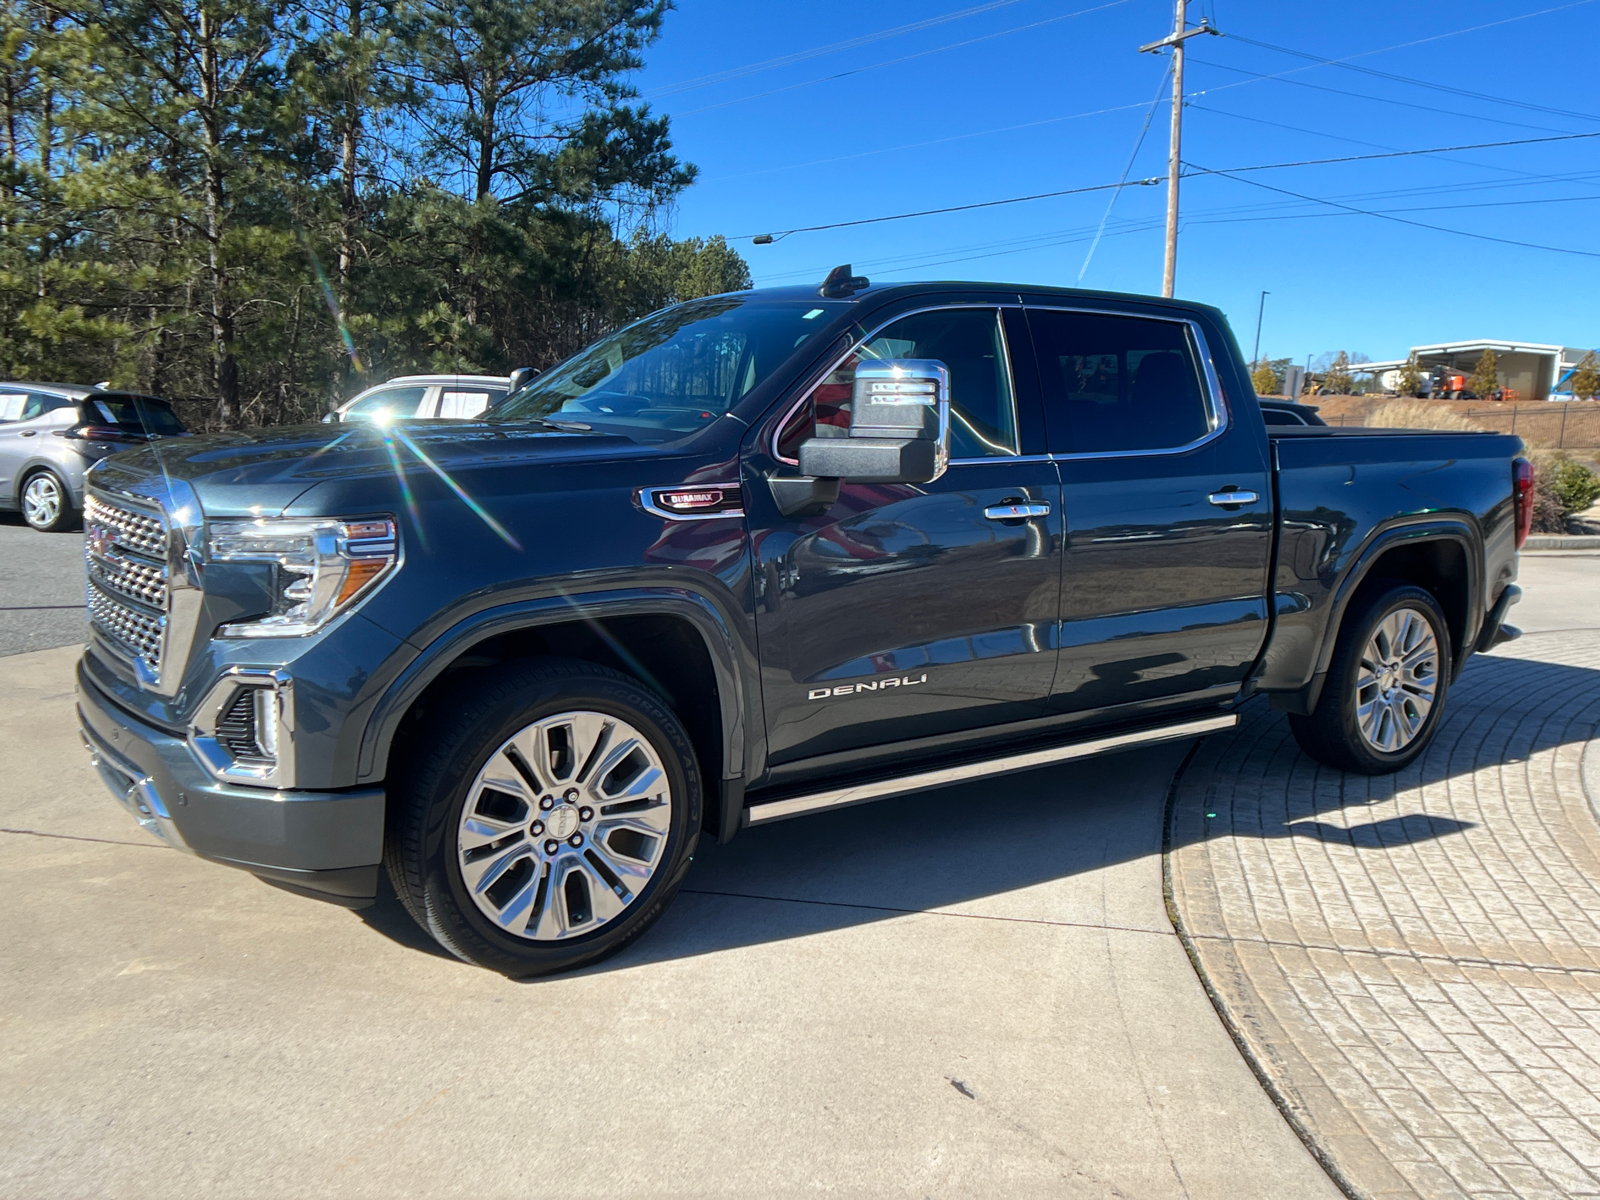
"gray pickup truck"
76,275,1529,976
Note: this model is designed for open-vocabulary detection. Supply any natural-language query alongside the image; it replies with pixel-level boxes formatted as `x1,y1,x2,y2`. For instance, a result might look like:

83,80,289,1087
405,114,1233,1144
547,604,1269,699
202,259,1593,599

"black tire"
20,469,77,532
385,658,701,977
1288,582,1452,774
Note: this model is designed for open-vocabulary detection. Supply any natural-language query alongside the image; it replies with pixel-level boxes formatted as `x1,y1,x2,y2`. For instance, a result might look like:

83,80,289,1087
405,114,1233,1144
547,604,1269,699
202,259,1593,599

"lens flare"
389,425,522,551
379,426,427,551
297,230,363,373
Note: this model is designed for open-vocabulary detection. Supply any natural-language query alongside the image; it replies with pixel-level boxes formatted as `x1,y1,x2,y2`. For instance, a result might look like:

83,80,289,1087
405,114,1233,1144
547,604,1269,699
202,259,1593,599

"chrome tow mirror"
798,359,951,485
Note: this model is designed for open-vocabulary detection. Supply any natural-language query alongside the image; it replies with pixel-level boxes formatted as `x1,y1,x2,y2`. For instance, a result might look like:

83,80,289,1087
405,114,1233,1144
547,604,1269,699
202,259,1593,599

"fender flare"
1280,516,1483,715
355,587,751,793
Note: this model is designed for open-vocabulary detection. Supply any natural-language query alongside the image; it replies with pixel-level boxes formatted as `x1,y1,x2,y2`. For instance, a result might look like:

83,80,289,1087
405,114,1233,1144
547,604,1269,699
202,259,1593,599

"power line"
760,188,1600,284
743,177,1164,241
673,0,1136,118
641,0,1036,99
1195,162,1600,259
1080,65,1171,281
1185,56,1578,136
1223,25,1600,125
737,131,1600,240
1184,132,1600,180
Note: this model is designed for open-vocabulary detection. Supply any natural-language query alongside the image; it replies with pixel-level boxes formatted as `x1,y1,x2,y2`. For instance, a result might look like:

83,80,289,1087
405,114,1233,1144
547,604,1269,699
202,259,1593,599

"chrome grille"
84,492,169,674
85,494,166,557
87,583,165,668
87,551,166,608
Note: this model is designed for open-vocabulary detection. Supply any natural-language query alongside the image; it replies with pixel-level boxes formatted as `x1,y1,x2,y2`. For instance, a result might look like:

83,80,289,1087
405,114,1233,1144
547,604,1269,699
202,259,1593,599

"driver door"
745,306,1062,773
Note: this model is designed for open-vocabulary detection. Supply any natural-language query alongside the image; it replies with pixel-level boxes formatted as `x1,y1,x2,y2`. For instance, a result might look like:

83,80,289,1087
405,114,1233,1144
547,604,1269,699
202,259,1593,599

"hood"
89,419,647,516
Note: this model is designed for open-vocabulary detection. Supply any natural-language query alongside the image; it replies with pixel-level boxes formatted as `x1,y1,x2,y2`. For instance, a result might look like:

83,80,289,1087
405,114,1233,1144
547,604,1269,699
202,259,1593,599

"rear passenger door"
1024,306,1273,712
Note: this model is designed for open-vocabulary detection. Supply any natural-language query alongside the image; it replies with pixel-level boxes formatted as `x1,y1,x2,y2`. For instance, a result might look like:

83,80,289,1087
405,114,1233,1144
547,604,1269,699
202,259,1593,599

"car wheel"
386,658,701,977
1288,582,1451,774
21,470,77,532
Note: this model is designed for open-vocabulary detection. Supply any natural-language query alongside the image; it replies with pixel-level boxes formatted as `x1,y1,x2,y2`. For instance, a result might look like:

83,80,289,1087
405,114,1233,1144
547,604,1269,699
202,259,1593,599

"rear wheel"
1288,583,1451,774
21,470,76,532
386,659,701,977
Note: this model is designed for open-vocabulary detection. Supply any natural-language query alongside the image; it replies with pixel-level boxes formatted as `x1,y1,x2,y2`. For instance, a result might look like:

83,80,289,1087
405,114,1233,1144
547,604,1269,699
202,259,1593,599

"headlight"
208,516,398,637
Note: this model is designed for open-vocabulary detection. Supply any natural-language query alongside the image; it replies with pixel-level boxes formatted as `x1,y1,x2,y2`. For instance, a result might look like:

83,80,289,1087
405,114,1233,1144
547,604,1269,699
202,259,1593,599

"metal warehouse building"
1359,341,1593,400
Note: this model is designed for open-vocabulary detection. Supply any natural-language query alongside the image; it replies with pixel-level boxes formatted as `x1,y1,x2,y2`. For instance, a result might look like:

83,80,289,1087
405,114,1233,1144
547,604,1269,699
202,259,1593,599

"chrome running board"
744,712,1238,827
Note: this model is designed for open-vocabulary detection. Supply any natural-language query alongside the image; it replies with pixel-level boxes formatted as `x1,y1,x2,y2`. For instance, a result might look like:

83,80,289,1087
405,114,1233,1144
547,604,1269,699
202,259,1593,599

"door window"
438,389,504,419
1027,310,1215,455
17,394,72,422
777,308,1019,460
343,386,429,421
0,393,26,421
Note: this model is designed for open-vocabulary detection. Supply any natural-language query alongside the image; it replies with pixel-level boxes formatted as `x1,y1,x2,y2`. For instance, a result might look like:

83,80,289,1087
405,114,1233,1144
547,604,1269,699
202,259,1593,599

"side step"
744,712,1239,827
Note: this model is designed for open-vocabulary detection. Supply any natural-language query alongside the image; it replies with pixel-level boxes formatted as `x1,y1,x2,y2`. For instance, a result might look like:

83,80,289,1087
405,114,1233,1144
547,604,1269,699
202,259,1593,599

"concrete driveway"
0,641,1335,1199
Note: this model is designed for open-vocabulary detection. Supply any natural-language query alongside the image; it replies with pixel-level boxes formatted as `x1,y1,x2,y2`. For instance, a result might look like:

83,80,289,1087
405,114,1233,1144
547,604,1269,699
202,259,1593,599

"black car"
76,274,1527,976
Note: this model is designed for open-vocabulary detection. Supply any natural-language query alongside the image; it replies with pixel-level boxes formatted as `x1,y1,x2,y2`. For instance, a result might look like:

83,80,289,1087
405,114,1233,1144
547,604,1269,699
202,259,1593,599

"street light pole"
1139,5,1218,299
1252,290,1270,367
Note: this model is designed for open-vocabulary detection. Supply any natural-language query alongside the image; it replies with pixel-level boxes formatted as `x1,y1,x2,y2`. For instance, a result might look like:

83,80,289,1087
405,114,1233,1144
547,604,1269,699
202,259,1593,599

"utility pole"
1252,290,1270,367
1140,4,1218,298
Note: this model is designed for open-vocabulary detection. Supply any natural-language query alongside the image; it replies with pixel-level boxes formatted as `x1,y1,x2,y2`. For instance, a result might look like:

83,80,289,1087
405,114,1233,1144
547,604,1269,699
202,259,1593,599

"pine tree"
1570,351,1600,400
1470,348,1499,399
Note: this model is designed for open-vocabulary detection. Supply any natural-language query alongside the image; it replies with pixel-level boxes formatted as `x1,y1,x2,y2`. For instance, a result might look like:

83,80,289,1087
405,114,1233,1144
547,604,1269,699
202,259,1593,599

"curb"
1160,736,1367,1200
1524,535,1600,549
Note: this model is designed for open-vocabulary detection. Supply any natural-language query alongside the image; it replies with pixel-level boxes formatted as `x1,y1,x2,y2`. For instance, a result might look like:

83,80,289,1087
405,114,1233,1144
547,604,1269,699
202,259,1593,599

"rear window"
81,396,186,435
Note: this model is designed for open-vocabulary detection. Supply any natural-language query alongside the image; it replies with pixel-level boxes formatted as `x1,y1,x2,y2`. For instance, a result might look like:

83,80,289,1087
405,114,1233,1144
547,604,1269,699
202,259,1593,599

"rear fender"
1268,517,1482,716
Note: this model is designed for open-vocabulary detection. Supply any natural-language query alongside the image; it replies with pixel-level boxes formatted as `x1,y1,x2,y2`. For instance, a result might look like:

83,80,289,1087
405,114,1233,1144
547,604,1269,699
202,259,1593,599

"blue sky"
628,0,1600,366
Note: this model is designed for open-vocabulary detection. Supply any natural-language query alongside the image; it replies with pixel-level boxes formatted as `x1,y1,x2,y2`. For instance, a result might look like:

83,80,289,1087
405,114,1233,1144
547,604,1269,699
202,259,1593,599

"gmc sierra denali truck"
76,272,1530,977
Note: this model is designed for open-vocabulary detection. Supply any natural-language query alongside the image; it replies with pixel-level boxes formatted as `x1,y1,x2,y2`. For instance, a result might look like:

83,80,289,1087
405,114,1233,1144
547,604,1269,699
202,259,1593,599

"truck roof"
726,278,1226,322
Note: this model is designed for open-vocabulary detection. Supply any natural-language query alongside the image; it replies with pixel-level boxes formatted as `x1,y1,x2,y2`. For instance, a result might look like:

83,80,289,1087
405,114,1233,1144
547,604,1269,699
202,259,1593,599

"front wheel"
1288,583,1451,774
21,470,76,532
386,659,701,977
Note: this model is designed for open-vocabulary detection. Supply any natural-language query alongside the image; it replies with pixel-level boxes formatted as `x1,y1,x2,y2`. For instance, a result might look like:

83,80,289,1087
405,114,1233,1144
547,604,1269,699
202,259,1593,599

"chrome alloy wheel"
23,473,63,528
1355,607,1439,753
456,710,672,941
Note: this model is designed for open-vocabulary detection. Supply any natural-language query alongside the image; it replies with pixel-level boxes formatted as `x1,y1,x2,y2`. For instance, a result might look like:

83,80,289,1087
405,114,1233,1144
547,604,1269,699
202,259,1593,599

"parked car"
76,273,1528,977
327,374,516,423
1257,398,1327,426
0,383,187,531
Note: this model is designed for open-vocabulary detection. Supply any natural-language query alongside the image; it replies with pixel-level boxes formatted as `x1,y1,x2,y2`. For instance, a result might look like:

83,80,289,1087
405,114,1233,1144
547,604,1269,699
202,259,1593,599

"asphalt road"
0,512,87,657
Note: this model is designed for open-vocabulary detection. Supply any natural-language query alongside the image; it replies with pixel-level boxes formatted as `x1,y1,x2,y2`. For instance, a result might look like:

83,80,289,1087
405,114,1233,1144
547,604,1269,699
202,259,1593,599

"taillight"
72,426,140,442
1513,457,1534,549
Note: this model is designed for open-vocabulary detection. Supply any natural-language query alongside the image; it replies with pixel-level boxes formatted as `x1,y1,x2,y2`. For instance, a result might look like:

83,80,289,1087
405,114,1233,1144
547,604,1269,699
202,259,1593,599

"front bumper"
76,655,385,907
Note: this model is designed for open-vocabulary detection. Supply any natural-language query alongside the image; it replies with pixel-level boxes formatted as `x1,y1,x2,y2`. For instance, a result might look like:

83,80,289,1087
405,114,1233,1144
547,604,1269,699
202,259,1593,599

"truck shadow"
353,651,1600,972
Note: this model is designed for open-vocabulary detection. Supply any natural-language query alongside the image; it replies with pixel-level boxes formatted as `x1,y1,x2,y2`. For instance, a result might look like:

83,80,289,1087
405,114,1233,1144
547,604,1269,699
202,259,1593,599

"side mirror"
321,411,338,424
507,366,540,394
797,359,950,485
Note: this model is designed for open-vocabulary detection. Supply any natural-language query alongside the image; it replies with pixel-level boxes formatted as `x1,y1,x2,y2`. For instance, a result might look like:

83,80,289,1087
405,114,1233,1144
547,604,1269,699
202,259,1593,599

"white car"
328,373,525,424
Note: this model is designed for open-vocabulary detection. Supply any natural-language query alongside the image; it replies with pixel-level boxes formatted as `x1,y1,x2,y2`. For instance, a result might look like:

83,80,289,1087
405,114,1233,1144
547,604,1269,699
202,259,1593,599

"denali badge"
809,674,928,700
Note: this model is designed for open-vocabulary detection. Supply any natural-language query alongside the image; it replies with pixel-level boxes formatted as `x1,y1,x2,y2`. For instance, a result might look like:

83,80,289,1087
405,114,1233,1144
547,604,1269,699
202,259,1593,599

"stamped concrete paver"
1169,629,1600,1198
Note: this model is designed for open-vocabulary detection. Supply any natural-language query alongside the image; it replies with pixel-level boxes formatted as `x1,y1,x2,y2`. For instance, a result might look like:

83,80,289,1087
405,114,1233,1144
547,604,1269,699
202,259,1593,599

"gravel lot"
0,513,86,657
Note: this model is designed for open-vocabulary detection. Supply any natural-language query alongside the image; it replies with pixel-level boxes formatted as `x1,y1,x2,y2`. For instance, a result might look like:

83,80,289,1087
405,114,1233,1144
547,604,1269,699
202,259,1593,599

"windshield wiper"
530,417,594,432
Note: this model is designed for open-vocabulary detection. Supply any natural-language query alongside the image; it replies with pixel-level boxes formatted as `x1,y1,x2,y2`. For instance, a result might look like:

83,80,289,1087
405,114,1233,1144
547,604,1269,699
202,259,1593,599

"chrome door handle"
985,502,1050,520
1208,490,1259,507
19,429,36,437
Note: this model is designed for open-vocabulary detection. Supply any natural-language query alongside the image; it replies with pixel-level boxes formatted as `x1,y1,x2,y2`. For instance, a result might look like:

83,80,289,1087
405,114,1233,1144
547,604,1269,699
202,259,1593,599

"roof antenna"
819,264,870,299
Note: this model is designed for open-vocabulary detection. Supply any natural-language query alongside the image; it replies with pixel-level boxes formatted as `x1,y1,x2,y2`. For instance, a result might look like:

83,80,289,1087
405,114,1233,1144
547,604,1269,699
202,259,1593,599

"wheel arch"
359,588,750,842
16,456,78,507
1274,517,1482,715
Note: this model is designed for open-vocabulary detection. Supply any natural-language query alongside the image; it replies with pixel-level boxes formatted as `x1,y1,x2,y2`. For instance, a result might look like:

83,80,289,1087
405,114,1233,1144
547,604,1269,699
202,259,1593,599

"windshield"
83,395,186,435
492,296,852,440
